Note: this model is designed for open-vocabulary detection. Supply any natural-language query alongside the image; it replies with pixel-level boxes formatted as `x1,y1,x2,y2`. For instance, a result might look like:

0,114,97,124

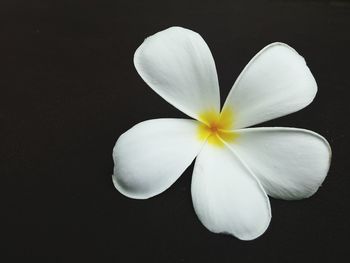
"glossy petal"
134,26,220,120
113,119,203,199
191,144,271,240
223,42,317,129
228,127,331,200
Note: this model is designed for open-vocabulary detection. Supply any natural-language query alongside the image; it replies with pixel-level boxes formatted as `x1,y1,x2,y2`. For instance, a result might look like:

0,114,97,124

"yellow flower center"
197,107,238,147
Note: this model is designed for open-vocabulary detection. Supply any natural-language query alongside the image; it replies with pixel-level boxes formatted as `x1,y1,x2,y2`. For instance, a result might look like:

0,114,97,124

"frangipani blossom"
112,26,331,240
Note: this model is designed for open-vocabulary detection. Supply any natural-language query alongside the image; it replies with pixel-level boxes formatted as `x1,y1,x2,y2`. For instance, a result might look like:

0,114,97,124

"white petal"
112,119,203,199
223,42,317,129
191,144,271,240
134,26,220,120
228,127,331,200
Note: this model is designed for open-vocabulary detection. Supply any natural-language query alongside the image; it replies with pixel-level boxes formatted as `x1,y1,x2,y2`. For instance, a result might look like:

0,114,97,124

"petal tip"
198,212,271,241
112,173,151,200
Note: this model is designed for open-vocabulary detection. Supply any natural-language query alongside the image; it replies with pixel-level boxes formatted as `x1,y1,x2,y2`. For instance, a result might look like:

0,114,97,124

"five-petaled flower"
112,27,331,240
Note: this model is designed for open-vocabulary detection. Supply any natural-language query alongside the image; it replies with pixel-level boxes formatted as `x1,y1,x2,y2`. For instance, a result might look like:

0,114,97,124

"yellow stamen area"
197,107,238,147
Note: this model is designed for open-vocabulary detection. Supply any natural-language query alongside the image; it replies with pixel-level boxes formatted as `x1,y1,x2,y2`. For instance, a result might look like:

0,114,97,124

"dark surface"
1,0,349,262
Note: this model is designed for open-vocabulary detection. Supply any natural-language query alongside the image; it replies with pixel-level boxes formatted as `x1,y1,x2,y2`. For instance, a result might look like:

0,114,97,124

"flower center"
197,107,238,147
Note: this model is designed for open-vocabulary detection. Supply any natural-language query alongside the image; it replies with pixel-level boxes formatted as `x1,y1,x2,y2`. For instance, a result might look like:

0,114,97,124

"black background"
2,0,349,262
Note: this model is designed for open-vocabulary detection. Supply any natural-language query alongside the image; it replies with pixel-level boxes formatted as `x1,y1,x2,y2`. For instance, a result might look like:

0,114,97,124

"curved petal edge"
134,26,221,121
191,143,271,240
113,118,204,199
227,127,331,200
223,42,317,129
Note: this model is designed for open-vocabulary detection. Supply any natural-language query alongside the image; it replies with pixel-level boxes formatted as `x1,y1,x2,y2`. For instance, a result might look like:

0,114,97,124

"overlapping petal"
223,43,317,129
226,127,331,200
191,144,271,240
113,119,204,199
134,26,221,120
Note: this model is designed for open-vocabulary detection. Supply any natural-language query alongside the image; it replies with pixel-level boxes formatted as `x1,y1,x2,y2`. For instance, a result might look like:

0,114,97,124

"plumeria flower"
112,26,331,240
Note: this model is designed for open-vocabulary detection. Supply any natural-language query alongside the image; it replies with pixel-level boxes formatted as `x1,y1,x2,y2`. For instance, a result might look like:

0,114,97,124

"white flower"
112,26,331,240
